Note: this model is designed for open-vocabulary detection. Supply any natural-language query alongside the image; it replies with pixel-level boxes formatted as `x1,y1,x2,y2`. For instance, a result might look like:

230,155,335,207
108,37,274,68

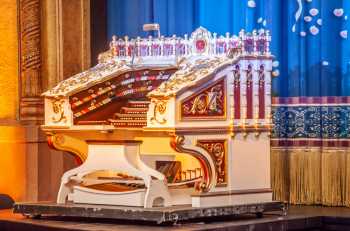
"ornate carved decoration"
19,0,42,97
170,135,216,191
197,140,227,186
51,99,67,123
19,0,43,122
150,99,167,124
233,65,241,119
191,27,211,55
47,133,88,164
44,60,127,97
181,78,226,120
149,56,231,97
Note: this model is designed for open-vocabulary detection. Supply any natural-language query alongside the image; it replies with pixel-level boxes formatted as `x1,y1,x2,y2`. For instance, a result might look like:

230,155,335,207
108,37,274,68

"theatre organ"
42,27,274,208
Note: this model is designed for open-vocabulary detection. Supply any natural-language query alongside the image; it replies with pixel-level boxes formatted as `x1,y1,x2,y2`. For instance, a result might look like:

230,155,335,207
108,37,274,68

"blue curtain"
107,0,350,141
107,0,350,97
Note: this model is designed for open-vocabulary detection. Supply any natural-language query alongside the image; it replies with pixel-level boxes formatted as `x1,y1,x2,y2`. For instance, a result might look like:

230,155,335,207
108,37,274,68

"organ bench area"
42,27,274,208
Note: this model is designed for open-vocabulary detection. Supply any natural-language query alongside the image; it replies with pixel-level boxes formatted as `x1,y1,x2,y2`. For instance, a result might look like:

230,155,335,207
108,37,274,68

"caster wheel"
255,212,263,218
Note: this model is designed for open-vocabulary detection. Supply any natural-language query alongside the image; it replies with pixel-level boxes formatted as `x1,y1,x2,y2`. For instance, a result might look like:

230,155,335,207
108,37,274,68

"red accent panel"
195,39,206,52
258,66,265,119
246,66,253,119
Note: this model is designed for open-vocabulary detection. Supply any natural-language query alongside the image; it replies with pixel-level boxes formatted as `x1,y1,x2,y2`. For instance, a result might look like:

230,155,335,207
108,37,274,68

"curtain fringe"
272,148,350,206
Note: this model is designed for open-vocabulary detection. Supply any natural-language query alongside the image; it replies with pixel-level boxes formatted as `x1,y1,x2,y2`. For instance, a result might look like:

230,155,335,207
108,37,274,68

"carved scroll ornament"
181,78,226,119
197,140,227,186
150,99,167,124
170,135,217,191
47,133,88,164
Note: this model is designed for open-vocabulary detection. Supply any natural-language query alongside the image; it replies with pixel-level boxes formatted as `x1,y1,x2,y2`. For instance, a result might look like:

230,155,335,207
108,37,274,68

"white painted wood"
71,186,146,207
57,142,172,208
191,192,273,208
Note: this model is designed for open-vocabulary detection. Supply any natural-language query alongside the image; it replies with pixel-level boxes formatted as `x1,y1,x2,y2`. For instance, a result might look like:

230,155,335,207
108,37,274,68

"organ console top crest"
41,26,275,209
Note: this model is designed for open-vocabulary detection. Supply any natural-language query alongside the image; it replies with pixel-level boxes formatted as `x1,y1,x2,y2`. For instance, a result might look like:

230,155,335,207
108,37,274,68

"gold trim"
197,139,227,186
150,99,167,125
170,135,216,192
41,125,271,134
192,188,273,197
86,139,142,145
51,98,67,123
47,133,88,162
45,65,178,97
175,125,271,134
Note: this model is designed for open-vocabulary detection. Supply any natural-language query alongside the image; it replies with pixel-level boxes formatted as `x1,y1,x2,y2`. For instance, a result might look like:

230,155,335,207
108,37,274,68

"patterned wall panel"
272,97,350,147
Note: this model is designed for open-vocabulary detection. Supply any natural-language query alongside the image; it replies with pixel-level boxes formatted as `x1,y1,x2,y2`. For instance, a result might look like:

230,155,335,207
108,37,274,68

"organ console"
41,27,274,209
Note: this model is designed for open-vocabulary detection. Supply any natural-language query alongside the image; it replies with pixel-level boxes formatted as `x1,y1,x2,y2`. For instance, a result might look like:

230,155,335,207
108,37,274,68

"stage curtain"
107,0,350,206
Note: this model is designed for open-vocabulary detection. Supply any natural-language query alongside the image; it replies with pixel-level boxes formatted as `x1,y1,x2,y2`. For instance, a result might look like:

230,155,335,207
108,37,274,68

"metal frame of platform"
13,201,286,224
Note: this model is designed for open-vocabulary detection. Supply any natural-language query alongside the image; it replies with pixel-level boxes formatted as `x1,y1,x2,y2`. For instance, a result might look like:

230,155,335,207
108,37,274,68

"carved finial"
258,29,265,35
239,29,245,37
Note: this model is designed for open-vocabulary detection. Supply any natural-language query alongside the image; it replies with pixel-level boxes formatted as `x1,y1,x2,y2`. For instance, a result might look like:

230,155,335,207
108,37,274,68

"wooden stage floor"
1,205,350,230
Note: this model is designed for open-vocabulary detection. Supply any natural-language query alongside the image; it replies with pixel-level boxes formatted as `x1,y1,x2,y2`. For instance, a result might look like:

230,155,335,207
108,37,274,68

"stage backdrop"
107,0,350,206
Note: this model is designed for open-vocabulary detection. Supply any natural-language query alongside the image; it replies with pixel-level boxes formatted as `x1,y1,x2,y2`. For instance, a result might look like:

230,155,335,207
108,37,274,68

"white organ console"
41,27,275,209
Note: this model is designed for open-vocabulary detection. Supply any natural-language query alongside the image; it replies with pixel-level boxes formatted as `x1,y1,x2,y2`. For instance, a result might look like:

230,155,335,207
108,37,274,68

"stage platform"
13,201,285,224
1,205,350,230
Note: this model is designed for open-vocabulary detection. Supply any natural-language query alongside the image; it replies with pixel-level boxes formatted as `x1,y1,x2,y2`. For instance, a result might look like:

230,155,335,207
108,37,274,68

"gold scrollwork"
150,100,167,124
47,133,88,163
51,99,67,123
170,135,216,192
197,140,227,186
181,78,225,119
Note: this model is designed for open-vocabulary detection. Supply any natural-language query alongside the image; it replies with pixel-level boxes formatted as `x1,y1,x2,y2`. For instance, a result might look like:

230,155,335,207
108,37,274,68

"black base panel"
13,201,285,224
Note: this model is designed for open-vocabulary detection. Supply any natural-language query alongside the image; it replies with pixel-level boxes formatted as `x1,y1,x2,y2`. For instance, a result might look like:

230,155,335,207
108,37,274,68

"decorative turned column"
19,0,44,124
233,65,241,121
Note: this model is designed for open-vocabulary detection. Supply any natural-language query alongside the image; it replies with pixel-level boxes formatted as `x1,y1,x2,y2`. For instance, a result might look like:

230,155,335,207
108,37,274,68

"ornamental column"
19,0,44,124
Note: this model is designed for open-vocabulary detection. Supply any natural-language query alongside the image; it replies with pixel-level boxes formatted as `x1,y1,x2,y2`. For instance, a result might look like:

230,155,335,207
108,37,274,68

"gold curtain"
271,148,350,206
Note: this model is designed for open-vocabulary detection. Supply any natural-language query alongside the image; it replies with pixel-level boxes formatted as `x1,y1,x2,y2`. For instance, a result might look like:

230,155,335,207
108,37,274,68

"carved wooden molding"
18,0,91,123
19,0,42,97
18,0,43,123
